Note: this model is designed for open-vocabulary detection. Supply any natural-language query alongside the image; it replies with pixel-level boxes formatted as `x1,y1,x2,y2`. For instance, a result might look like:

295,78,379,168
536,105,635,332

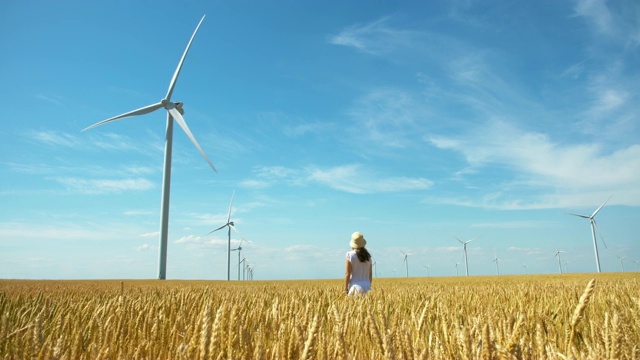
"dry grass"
1,273,639,359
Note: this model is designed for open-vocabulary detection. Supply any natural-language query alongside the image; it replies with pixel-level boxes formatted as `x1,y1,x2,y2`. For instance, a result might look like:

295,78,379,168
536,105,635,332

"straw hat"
350,231,367,249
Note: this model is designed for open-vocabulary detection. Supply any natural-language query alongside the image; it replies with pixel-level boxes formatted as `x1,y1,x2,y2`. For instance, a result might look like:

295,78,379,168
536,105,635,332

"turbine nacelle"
161,99,185,115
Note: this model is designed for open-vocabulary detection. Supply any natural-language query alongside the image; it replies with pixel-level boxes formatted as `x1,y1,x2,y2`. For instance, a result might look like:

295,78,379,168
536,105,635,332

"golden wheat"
1,273,639,359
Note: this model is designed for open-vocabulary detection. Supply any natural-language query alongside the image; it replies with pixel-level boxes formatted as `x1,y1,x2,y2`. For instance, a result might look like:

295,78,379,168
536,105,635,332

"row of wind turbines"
390,197,625,277
83,15,250,280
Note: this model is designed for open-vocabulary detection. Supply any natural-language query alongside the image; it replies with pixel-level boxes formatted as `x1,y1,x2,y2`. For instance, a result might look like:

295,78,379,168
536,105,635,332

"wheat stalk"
566,278,596,353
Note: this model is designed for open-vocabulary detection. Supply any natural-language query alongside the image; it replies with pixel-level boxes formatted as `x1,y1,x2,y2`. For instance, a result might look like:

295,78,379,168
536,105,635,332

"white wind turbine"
401,250,412,277
492,255,501,276
634,260,640,271
208,191,247,281
569,196,611,273
82,16,214,280
423,264,430,277
453,261,460,276
616,256,625,272
231,238,246,281
522,263,527,274
455,237,475,276
554,249,565,274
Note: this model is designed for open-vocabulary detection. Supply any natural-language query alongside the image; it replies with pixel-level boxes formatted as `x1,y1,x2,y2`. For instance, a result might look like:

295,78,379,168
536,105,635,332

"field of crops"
1,273,639,359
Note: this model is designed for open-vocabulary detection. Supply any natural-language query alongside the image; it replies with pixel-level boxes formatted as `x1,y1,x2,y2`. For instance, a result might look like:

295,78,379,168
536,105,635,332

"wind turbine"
372,260,378,278
455,237,474,276
569,196,611,273
82,16,214,280
564,261,570,274
453,261,460,276
634,260,639,271
239,258,246,280
554,249,565,274
401,250,412,277
423,264,430,277
231,238,246,281
617,256,625,272
208,191,246,281
492,255,501,276
522,263,527,274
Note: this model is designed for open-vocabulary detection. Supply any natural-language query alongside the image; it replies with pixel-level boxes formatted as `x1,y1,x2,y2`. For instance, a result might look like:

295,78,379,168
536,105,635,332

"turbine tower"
554,249,565,274
83,16,214,280
522,263,527,274
455,237,474,276
209,191,248,280
424,264,430,277
569,196,611,273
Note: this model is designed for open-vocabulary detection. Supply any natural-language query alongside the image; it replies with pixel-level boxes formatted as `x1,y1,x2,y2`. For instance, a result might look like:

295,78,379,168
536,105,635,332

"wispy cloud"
308,164,432,194
54,177,155,194
573,0,640,47
135,244,155,251
329,17,409,55
426,120,640,207
346,88,430,148
241,164,432,194
35,94,64,106
27,130,81,148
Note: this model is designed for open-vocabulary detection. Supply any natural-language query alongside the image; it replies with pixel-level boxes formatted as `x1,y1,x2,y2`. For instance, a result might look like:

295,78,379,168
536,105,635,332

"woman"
344,231,372,296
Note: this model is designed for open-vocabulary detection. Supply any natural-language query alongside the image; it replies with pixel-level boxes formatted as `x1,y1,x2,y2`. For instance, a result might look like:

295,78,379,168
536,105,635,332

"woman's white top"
346,250,371,293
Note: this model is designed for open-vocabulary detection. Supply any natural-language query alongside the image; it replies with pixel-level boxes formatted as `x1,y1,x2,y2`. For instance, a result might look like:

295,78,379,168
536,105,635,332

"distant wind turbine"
522,263,527,274
569,196,611,273
454,261,460,276
231,238,247,281
617,256,625,272
401,250,412,277
424,264,430,277
554,249,565,274
455,237,475,276
564,261,570,273
634,260,640,271
208,191,247,281
372,260,378,278
492,255,501,276
82,16,214,280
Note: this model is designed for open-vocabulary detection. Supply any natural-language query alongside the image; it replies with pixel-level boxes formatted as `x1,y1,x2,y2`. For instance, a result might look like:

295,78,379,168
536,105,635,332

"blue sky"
1,0,639,280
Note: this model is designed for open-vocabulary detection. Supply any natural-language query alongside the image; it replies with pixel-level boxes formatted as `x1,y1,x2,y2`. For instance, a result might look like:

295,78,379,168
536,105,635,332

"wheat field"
1,273,639,359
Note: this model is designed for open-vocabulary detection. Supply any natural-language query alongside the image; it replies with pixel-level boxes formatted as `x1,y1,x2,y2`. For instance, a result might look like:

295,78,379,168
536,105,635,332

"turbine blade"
165,15,206,101
226,190,235,224
82,102,164,132
207,223,228,235
167,108,217,171
591,195,612,218
455,237,464,244
568,212,590,219
229,224,247,243
593,219,608,249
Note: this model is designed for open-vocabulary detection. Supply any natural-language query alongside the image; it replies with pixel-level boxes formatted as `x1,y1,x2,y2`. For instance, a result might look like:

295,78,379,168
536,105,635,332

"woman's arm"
344,259,352,294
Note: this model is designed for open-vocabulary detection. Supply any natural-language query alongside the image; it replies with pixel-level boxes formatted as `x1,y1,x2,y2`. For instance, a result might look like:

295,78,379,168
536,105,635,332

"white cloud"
55,177,155,194
427,120,640,192
27,130,81,148
136,244,155,251
307,164,433,194
574,0,613,36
